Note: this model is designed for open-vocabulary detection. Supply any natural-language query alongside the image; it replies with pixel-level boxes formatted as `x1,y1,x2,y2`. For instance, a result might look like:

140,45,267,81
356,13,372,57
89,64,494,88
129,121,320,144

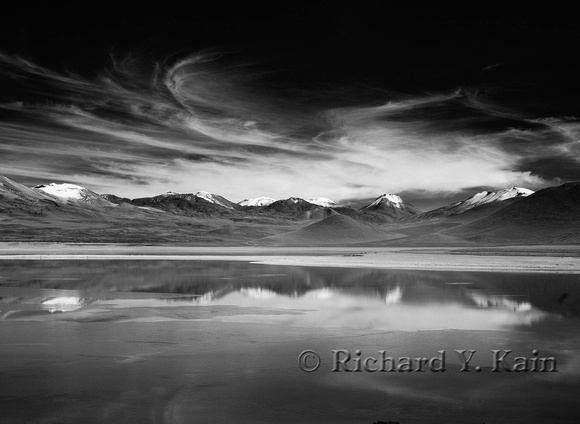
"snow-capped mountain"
446,182,580,243
2,173,580,245
307,197,340,208
134,190,237,210
457,187,533,212
482,187,533,203
265,197,331,218
287,197,304,204
423,187,534,218
238,197,276,207
361,193,422,218
194,191,237,209
363,194,405,209
129,191,237,216
35,183,86,200
34,183,115,207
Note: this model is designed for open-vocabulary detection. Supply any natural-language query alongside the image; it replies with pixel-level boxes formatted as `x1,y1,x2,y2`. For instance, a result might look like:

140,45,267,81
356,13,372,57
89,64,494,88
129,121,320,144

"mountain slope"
307,198,340,207
419,187,533,219
130,192,237,216
3,174,580,245
1,176,55,202
446,182,580,243
194,191,238,209
361,193,422,219
264,197,325,219
0,176,64,215
34,183,115,207
238,197,276,207
257,213,396,245
101,194,132,204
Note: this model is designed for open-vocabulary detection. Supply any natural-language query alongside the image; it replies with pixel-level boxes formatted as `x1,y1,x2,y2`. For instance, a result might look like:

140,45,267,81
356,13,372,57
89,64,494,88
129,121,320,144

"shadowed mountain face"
256,214,398,245
264,198,325,218
445,182,580,243
0,176,63,216
0,176,55,203
1,176,44,199
131,193,238,217
101,194,132,204
1,175,580,245
416,187,533,219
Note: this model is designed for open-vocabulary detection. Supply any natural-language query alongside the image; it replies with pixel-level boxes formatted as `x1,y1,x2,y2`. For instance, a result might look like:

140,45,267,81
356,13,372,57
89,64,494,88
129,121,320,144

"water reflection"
205,285,556,331
0,260,576,332
384,285,402,304
464,289,533,312
41,296,93,313
0,260,579,423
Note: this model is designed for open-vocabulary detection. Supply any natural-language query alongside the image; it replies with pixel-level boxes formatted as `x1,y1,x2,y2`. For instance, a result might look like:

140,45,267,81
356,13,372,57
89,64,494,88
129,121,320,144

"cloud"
0,50,578,206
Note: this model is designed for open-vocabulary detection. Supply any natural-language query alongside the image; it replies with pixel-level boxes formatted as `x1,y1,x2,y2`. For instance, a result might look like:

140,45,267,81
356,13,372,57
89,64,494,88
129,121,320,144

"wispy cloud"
0,50,578,206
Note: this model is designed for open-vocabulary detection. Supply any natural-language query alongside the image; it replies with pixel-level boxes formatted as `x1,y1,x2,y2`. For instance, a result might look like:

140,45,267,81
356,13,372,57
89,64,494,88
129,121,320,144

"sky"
1,3,579,210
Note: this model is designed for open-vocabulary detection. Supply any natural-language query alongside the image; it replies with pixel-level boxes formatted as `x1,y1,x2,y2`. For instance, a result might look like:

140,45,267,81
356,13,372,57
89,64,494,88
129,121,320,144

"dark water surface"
0,260,579,423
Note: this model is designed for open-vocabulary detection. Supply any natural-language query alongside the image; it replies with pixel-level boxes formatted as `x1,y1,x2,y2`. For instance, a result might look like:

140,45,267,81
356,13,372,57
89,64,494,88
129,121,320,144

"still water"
0,260,578,423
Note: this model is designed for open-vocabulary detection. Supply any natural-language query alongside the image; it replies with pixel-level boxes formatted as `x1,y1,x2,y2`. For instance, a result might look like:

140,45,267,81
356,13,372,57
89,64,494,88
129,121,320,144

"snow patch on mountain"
459,187,534,212
34,183,114,206
307,197,339,207
489,187,534,202
287,197,303,204
35,183,86,200
238,197,276,207
365,193,404,209
195,191,234,209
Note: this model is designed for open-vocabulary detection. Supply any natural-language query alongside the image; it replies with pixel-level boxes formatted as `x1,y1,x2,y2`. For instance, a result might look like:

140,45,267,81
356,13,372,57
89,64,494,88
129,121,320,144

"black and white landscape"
1,4,580,424
2,174,580,245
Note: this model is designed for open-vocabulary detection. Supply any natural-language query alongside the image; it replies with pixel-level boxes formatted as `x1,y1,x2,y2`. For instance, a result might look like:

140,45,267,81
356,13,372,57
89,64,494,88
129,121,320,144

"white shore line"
0,254,580,273
250,260,580,273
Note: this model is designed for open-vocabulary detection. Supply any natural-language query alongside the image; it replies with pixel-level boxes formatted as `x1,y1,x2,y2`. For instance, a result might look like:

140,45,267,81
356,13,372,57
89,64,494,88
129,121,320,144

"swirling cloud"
0,50,578,208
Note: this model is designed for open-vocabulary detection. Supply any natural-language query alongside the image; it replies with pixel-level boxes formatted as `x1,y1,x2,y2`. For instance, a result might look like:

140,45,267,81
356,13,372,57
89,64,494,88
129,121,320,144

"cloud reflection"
212,286,556,331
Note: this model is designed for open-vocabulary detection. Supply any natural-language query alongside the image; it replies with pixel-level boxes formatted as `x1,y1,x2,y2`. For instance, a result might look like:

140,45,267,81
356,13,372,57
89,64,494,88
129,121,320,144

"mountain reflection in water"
0,260,579,423
0,260,576,331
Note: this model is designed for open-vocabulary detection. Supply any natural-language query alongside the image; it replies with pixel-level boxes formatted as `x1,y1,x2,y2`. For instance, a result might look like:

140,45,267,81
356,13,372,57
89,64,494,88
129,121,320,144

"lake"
0,260,578,423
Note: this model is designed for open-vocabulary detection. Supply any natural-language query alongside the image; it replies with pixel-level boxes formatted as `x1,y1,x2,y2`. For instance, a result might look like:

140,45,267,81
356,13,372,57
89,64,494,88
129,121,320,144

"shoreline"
1,244,580,273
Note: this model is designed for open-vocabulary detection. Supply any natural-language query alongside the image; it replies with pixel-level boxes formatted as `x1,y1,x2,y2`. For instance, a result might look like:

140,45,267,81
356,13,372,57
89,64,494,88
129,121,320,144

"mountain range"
1,175,578,245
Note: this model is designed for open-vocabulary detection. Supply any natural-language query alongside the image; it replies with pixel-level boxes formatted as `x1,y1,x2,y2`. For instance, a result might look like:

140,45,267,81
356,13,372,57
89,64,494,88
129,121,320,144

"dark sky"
1,3,579,210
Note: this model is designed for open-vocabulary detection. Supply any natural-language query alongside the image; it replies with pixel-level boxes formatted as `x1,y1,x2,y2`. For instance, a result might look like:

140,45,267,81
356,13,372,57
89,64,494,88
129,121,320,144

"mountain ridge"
2,174,577,245
417,187,534,219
